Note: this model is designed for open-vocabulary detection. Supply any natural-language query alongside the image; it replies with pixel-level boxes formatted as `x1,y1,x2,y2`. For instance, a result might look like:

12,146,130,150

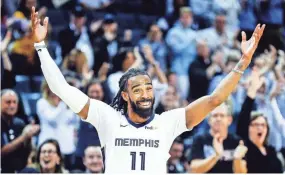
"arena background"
1,0,285,173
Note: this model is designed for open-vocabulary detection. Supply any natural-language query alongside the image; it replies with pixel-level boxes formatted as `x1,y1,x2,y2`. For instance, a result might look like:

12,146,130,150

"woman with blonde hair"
62,48,93,86
36,80,79,170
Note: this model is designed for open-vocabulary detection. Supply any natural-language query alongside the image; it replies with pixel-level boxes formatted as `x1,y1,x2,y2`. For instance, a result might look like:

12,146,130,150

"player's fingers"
34,12,38,20
254,24,260,33
241,31,246,41
260,24,266,37
43,17,49,29
36,18,41,26
31,6,35,19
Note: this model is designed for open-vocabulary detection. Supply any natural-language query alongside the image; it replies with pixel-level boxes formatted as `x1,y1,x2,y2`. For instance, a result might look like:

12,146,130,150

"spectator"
62,48,93,86
189,103,247,173
1,30,16,89
74,79,109,170
13,0,46,20
236,68,283,173
188,40,222,102
92,14,120,75
190,0,215,29
165,0,189,27
58,5,94,69
167,138,187,173
139,24,168,72
1,89,40,173
198,12,235,53
155,85,184,114
212,0,241,30
166,7,197,100
83,146,104,173
208,50,245,120
37,81,79,170
166,71,178,89
20,139,68,173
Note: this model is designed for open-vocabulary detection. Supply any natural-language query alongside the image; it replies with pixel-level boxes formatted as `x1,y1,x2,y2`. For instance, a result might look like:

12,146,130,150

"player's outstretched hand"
31,6,49,43
241,24,265,61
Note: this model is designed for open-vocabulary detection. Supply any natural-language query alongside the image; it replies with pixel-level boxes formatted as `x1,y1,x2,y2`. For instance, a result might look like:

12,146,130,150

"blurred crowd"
1,0,285,173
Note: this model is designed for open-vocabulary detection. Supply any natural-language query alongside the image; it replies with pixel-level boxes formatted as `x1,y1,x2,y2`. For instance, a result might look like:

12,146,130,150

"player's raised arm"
185,24,265,129
31,6,90,119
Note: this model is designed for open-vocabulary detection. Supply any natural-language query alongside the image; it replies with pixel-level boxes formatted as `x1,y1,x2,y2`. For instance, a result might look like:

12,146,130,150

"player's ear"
121,91,129,102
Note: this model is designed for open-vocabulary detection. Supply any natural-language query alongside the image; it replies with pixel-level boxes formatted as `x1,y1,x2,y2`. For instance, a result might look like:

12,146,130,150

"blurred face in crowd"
122,51,136,71
180,11,192,28
83,146,104,173
197,40,210,59
161,86,180,110
215,15,226,33
72,15,86,30
249,116,268,146
122,75,155,119
254,57,266,69
208,104,232,134
88,83,104,101
39,143,60,173
148,24,162,42
1,91,18,118
169,142,184,161
26,0,37,10
167,73,178,87
103,22,118,34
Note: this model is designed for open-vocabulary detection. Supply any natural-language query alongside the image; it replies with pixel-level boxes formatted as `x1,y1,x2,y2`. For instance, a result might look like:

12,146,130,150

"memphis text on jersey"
115,138,159,148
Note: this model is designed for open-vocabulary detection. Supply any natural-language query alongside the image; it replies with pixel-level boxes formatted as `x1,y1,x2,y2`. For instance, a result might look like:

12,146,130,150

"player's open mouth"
138,101,151,106
257,132,263,137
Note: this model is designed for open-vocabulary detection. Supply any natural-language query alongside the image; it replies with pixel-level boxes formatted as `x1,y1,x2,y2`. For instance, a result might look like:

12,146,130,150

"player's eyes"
146,87,153,91
133,89,140,93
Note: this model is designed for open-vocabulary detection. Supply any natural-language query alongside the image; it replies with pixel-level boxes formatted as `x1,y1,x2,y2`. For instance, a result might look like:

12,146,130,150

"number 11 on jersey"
130,152,146,170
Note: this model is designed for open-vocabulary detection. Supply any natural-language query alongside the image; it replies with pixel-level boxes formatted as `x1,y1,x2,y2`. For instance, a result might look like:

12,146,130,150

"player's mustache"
137,98,153,103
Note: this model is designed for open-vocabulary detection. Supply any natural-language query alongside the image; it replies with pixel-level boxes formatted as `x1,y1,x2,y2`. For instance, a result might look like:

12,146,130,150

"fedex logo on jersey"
115,138,159,148
145,125,158,130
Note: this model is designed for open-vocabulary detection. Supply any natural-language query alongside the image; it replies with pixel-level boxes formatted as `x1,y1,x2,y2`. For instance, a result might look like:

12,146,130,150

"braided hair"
110,68,150,114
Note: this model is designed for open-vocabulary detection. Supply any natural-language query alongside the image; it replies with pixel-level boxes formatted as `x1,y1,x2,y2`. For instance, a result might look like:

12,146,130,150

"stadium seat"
15,75,31,93
20,93,41,117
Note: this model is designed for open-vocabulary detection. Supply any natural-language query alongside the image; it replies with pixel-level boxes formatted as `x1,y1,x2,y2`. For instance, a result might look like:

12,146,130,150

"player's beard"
130,97,155,119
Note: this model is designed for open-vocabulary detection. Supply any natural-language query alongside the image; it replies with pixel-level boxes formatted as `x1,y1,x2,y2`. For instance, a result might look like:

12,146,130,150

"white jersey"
84,99,190,173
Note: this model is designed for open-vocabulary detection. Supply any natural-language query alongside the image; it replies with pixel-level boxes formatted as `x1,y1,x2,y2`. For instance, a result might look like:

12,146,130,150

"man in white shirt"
30,6,265,173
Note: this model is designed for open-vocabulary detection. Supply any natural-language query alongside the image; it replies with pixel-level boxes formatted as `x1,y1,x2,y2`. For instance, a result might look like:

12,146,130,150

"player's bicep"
77,98,90,120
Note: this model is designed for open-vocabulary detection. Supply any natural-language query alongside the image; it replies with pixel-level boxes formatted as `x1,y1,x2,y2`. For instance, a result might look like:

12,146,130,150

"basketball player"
30,7,265,173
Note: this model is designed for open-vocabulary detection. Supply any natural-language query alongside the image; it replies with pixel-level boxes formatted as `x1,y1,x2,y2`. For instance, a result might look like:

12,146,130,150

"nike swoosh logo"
120,124,128,127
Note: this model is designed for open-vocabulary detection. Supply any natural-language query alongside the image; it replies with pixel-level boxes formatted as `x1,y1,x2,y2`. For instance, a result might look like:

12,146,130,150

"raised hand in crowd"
247,67,265,98
98,62,110,81
213,133,224,158
22,124,40,140
233,140,248,160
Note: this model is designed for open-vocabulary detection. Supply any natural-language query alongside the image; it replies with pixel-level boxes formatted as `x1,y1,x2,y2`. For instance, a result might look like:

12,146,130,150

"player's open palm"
31,6,49,43
241,24,265,61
